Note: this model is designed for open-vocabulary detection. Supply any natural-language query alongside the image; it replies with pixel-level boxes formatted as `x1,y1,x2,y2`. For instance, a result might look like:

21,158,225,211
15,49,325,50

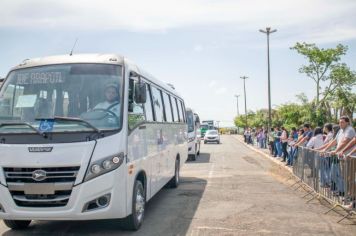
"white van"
186,108,200,161
0,54,188,230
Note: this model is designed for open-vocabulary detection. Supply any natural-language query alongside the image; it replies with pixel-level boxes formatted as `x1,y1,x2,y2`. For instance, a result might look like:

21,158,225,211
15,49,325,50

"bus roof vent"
167,83,175,90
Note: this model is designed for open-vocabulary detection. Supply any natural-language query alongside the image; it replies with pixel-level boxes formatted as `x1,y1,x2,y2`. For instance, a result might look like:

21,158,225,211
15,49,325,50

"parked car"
204,130,220,144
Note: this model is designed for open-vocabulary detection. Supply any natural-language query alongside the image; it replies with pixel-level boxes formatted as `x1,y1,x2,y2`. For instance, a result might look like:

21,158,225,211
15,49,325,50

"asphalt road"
1,135,355,235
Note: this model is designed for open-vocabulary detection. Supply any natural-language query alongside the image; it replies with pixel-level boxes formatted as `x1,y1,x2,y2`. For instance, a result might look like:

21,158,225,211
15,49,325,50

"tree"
234,115,246,128
275,103,302,129
290,43,348,105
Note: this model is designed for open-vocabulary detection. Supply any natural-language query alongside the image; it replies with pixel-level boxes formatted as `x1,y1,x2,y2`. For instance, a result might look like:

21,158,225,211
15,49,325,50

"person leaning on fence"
306,127,324,149
286,127,298,166
318,116,355,196
323,123,334,144
337,136,356,209
286,128,305,166
315,124,336,188
319,116,355,155
297,128,304,141
338,136,356,158
293,123,313,147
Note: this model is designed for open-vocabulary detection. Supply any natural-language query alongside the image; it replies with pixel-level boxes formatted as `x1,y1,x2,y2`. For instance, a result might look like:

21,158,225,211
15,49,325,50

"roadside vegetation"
234,42,356,129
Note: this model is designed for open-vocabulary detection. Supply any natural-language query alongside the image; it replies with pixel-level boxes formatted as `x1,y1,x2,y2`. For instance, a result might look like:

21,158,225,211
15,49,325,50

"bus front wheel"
123,180,145,231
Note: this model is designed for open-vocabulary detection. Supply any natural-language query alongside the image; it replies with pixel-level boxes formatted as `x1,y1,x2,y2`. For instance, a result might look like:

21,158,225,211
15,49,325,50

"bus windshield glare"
0,64,123,133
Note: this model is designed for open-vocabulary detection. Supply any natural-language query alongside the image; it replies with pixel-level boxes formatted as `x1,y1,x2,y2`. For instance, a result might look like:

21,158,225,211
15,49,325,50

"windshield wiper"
36,116,102,136
0,122,47,137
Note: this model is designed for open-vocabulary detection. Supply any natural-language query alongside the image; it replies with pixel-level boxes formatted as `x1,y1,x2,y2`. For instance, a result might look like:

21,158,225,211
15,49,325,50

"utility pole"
234,94,240,116
259,27,277,139
234,94,240,134
240,76,248,128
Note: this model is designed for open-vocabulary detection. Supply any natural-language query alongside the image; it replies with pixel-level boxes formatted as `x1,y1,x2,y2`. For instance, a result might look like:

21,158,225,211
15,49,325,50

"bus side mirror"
0,78,4,88
134,82,147,104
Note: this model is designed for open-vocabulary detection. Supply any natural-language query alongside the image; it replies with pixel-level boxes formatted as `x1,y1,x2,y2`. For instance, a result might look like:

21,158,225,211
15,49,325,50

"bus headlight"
91,164,102,174
84,153,125,182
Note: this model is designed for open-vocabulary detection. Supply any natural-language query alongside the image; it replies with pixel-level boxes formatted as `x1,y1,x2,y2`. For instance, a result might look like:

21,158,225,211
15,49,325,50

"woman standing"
281,127,289,162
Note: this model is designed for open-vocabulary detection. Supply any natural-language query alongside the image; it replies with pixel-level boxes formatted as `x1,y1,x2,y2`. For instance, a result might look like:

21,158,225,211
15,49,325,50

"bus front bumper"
0,170,127,221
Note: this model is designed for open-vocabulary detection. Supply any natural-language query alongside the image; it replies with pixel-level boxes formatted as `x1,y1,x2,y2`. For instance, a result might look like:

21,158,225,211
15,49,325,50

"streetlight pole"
259,27,277,139
234,94,240,134
240,76,248,128
234,94,240,116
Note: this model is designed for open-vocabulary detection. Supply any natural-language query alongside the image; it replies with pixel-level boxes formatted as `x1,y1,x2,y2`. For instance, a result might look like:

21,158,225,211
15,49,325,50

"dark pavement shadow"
187,153,210,164
2,177,207,236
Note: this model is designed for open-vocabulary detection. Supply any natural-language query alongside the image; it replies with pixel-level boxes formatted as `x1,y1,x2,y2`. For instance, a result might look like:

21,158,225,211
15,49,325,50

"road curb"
232,135,293,174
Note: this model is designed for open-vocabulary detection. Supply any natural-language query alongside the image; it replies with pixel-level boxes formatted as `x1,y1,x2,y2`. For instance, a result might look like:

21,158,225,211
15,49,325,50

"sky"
1,0,356,127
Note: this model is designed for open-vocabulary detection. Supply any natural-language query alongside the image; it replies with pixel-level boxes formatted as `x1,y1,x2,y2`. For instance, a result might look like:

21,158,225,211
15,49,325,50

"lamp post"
259,27,277,139
234,94,240,134
234,94,240,116
240,76,248,128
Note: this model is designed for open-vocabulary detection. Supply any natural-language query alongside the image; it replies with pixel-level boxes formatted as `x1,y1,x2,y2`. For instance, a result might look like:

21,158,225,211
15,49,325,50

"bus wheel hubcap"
135,189,145,222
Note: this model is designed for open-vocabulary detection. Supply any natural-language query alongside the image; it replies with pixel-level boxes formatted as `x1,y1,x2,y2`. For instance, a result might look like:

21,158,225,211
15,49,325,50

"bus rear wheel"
123,180,145,231
3,220,31,230
169,159,180,188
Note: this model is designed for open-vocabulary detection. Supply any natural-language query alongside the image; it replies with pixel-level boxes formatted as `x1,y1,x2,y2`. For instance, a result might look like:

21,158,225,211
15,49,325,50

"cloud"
193,44,203,52
208,80,217,88
0,0,356,43
215,87,227,95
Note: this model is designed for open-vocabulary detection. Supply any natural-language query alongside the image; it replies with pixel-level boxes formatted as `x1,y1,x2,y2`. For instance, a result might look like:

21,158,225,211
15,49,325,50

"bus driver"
94,83,120,114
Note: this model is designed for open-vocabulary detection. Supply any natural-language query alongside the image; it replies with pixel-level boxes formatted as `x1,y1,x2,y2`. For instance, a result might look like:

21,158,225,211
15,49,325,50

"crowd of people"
243,116,356,208
243,116,355,165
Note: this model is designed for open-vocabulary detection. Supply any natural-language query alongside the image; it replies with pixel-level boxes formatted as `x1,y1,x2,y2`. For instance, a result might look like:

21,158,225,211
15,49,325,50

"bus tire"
191,153,196,161
169,158,180,188
191,147,197,161
3,220,31,230
123,180,145,231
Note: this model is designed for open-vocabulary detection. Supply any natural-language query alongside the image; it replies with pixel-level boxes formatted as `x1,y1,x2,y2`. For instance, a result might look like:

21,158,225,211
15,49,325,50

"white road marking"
208,163,215,183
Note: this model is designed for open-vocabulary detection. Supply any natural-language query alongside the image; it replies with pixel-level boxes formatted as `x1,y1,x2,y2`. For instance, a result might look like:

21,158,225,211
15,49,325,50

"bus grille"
3,167,80,207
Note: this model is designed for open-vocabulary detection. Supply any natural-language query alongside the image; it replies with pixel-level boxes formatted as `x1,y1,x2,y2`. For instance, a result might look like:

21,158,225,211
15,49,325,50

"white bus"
186,108,200,161
0,54,188,230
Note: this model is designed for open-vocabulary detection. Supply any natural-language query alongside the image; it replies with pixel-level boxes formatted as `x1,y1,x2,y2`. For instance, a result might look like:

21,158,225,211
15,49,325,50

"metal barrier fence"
292,146,356,221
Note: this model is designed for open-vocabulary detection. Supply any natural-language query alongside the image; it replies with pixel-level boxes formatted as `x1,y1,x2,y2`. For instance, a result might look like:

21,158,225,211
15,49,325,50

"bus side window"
179,100,186,123
144,84,154,122
174,97,181,122
128,78,145,129
170,95,178,122
151,86,164,122
162,92,173,122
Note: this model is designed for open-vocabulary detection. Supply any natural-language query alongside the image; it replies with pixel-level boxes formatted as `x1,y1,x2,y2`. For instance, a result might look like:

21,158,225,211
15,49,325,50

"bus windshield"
0,64,123,134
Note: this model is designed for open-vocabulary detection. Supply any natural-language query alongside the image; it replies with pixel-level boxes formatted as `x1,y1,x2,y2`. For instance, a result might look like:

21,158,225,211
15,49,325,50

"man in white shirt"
318,116,355,196
94,84,120,115
319,116,355,154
